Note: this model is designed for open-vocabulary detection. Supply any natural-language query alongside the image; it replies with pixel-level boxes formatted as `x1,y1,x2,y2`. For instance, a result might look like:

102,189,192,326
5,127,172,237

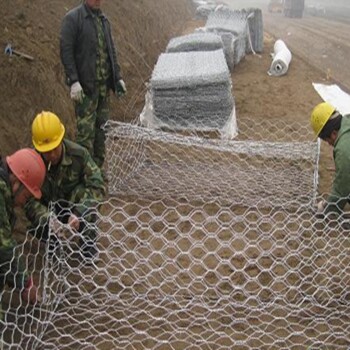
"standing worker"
25,111,106,262
310,102,350,216
0,149,45,330
60,0,127,168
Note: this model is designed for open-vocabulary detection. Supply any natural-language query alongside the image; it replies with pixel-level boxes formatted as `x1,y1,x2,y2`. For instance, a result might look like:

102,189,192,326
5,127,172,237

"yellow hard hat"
310,102,336,138
32,111,65,152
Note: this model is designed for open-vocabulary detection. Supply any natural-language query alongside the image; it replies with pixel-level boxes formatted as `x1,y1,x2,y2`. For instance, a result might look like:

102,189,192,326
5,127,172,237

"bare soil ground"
263,12,350,93
2,1,350,349
260,11,350,194
1,1,343,195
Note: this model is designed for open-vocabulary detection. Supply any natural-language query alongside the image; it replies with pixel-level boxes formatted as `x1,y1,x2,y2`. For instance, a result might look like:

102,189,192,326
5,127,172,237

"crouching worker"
0,149,46,323
25,111,106,262
310,102,350,216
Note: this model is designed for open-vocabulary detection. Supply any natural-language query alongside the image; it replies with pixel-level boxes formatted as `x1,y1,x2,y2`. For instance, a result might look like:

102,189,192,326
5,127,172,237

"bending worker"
25,111,106,261
311,102,350,216
0,149,46,322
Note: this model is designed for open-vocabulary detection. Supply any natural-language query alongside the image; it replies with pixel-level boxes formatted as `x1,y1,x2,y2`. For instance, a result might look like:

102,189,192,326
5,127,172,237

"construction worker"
310,101,350,216
0,148,46,324
25,111,106,261
60,0,126,168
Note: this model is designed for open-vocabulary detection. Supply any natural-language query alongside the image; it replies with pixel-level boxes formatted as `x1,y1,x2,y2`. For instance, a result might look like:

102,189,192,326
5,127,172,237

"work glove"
317,200,326,214
116,79,127,97
70,81,84,102
21,277,41,305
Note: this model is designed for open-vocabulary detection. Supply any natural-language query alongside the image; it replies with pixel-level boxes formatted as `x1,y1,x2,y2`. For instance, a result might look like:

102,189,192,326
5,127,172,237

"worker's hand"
50,215,64,232
50,215,71,239
70,81,84,102
317,200,326,214
21,277,41,305
68,214,80,231
116,79,127,97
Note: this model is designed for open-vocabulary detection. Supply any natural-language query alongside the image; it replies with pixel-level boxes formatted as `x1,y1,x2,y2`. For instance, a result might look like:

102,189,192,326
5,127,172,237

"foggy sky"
225,0,350,10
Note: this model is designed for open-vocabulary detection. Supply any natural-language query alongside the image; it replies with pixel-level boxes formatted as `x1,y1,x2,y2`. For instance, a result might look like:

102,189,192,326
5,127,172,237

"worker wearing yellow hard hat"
310,102,337,141
32,111,65,153
310,101,350,216
26,111,106,263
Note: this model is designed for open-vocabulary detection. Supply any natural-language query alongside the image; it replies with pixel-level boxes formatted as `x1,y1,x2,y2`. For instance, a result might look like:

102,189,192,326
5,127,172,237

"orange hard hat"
6,148,46,199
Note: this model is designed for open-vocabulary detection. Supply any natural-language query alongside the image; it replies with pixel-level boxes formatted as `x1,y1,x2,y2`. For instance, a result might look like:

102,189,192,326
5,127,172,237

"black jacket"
60,3,122,96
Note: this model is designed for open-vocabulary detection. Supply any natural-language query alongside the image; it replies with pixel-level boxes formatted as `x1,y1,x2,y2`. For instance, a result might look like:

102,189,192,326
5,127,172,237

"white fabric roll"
268,39,292,76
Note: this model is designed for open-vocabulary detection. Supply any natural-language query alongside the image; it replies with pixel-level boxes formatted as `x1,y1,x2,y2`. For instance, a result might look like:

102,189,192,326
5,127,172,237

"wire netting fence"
105,118,319,208
2,115,349,349
1,197,350,349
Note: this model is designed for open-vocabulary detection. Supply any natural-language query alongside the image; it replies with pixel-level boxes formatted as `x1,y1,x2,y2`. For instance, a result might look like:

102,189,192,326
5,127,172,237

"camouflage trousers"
75,83,110,168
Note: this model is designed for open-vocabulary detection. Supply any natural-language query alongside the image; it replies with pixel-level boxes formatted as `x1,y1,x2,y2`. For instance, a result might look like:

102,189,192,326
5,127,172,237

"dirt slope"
0,0,193,155
1,1,337,195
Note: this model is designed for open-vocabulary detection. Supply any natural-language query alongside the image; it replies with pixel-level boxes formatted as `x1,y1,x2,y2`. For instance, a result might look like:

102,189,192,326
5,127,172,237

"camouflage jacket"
0,159,28,291
326,115,350,214
25,139,106,230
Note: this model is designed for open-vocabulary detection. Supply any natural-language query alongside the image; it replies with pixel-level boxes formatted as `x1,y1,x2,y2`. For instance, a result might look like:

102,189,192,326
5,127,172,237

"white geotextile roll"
268,39,292,76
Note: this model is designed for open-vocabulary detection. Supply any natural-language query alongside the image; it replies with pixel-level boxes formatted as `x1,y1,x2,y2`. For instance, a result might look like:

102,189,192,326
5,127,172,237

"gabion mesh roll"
245,8,264,53
205,6,248,65
149,49,235,132
166,33,223,54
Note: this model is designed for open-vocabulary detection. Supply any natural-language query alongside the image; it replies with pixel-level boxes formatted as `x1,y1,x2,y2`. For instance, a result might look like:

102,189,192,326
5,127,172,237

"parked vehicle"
284,0,305,18
268,0,284,13
304,5,326,17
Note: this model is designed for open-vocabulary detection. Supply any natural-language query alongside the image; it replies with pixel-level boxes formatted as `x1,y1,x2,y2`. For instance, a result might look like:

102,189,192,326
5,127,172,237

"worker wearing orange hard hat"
0,148,46,322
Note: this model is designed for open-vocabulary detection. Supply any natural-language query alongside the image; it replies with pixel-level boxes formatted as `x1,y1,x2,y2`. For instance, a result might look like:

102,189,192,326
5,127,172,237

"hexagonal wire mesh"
2,115,349,349
105,117,319,208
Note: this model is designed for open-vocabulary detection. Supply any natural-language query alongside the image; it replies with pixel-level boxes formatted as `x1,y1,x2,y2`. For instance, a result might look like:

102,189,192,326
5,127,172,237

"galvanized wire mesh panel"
2,116,349,349
166,33,223,53
146,50,235,136
245,8,263,53
1,197,350,349
105,120,319,208
205,7,248,65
